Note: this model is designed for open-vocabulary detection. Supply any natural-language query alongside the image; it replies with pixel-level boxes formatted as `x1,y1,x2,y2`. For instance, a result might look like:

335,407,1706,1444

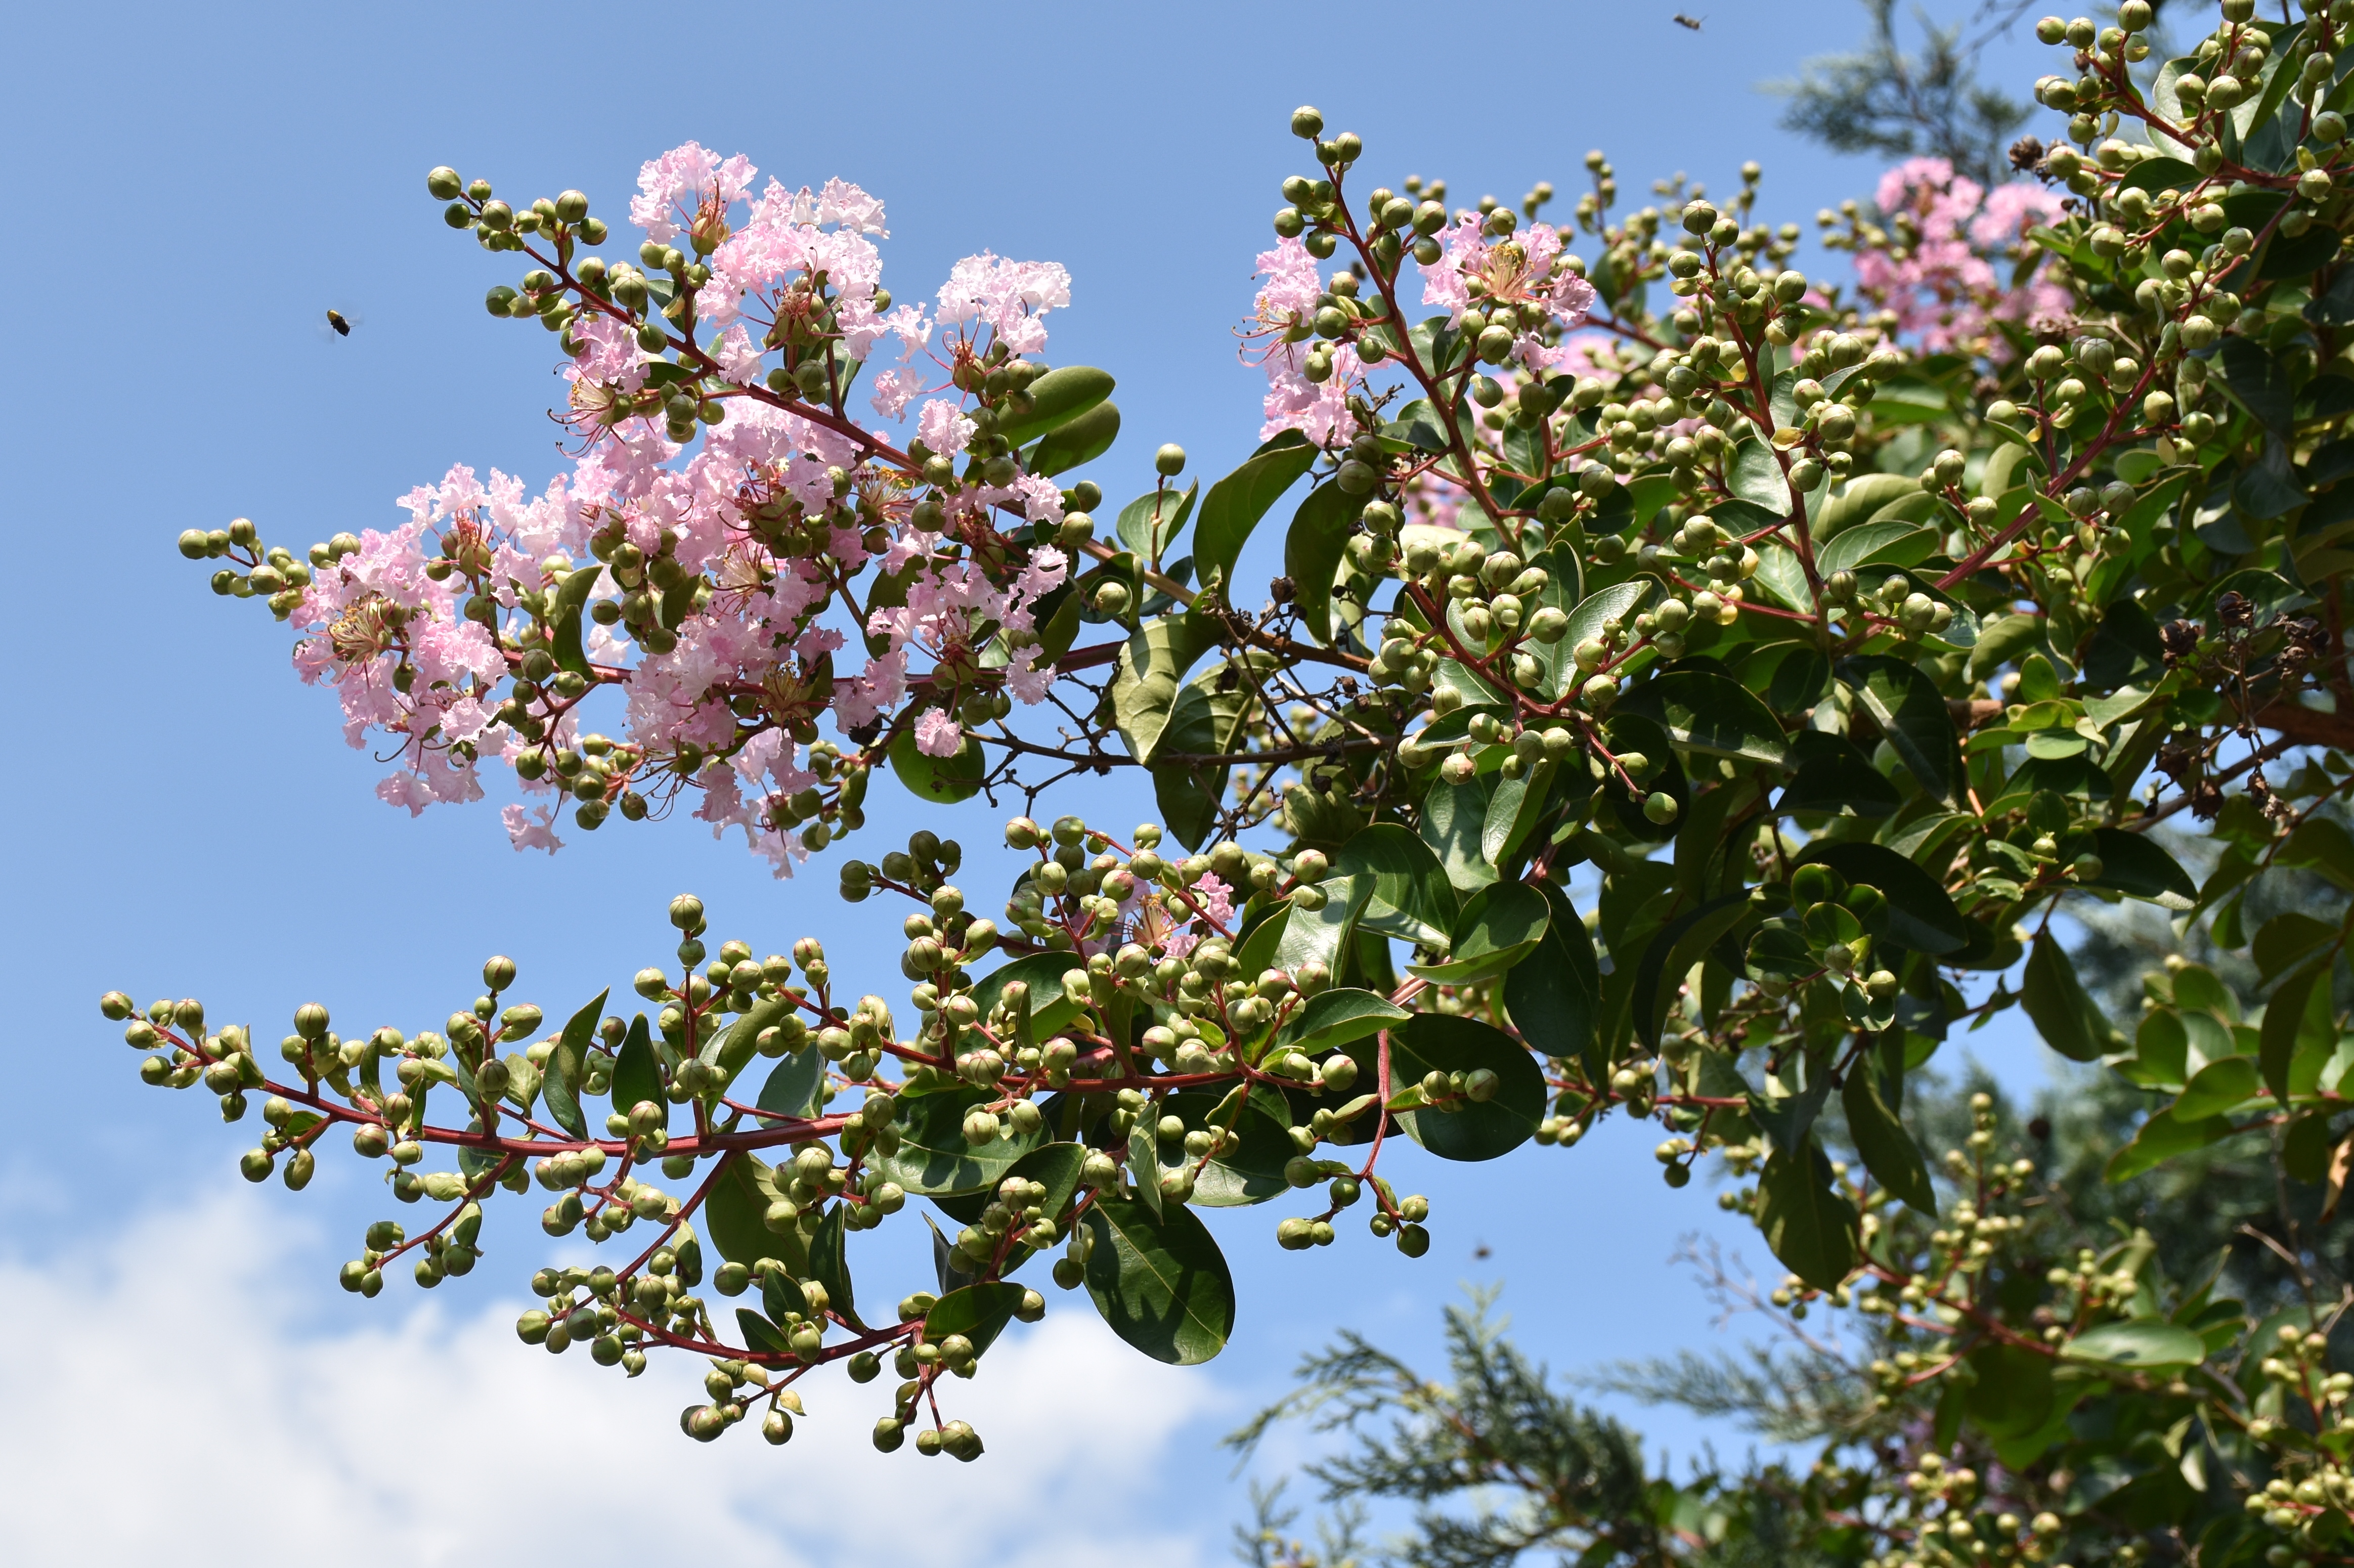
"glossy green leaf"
1336,823,1458,949
1355,1012,1547,1162
1617,669,1788,768
1793,841,1968,956
808,1202,867,1329
969,951,1086,1044
1420,771,1499,893
1195,430,1317,592
2104,1106,2232,1182
1115,478,1199,561
1756,1141,1860,1291
735,1308,793,1358
542,988,608,1141
1111,616,1217,761
1505,883,1602,1082
2021,933,2125,1063
925,1282,1027,1359
995,365,1115,448
755,1047,826,1120
2260,961,2330,1103
1276,987,1411,1054
1408,881,1550,983
1026,399,1119,476
1842,1063,1936,1215
611,1013,662,1125
1838,655,1961,804
2062,1319,2208,1369
1816,520,1937,578
869,1088,1048,1195
1632,894,1752,1053
1284,480,1357,644
1079,1197,1236,1365
704,1153,804,1273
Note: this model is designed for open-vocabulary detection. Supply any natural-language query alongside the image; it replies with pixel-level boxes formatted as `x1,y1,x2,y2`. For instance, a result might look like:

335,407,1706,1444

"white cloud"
0,1191,1227,1568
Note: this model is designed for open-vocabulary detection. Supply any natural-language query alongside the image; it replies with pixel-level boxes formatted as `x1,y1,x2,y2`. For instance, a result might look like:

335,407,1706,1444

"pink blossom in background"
1853,159,2068,359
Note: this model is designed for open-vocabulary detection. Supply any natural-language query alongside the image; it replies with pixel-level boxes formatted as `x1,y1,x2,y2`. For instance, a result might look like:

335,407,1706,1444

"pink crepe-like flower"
916,397,976,457
1189,873,1237,929
937,253,1072,356
913,707,964,757
631,142,757,243
501,803,564,854
1854,159,2069,358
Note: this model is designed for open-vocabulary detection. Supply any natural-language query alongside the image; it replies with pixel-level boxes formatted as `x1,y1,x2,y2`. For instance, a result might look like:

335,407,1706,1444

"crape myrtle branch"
116,5,2354,1527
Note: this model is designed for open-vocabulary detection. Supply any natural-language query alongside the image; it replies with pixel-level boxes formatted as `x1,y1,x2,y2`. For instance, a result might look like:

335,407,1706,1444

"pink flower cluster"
275,143,1085,872
1246,237,1361,444
1852,157,2068,358
1418,215,1597,374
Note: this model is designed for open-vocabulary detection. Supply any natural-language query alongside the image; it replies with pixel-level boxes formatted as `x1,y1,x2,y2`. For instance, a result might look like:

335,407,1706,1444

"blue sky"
0,2,2066,1561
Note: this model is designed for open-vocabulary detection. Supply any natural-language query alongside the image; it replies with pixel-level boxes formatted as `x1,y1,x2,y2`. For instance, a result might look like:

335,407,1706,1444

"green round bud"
669,894,705,931
1290,106,1324,140
1154,444,1187,477
426,166,463,200
1643,791,1680,825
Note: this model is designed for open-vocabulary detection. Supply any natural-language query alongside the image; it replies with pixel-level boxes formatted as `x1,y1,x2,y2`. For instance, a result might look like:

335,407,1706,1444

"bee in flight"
1673,12,1703,28
326,309,352,336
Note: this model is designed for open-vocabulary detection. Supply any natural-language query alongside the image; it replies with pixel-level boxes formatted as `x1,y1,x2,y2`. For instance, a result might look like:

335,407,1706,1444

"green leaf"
1756,1141,1860,1290
2062,1319,2208,1369
550,563,605,677
1632,894,1753,1053
1283,480,1357,644
1479,757,1557,869
994,366,1115,448
925,1282,1028,1358
1728,439,1792,514
1965,1343,2055,1441
704,1153,803,1272
755,1047,826,1120
611,1014,662,1125
1195,430,1318,593
542,988,608,1141
1275,873,1368,975
968,951,1087,1043
998,1141,1091,1264
1336,823,1458,948
1815,472,1927,539
2280,817,2354,890
2254,912,2338,985
2080,827,2198,906
763,1267,808,1324
1116,478,1199,561
1838,655,1961,804
1617,669,1788,768
1793,841,1969,955
2118,155,2201,194
2104,1106,2232,1182
1378,1013,1546,1162
1408,881,1551,983
1419,771,1499,894
1842,1063,1936,1215
1144,1089,1296,1207
1128,1117,1163,1220
2021,933,2125,1063
1276,987,1411,1055
1504,883,1601,1082
1111,616,1217,762
807,1202,867,1330
888,724,983,804
1779,731,1900,817
1816,520,1937,578
2261,961,2330,1103
1561,581,1652,668
2173,1055,2262,1121
1079,1197,1236,1365
1026,399,1119,477
869,1088,1047,1195
1152,654,1262,848
735,1308,793,1358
